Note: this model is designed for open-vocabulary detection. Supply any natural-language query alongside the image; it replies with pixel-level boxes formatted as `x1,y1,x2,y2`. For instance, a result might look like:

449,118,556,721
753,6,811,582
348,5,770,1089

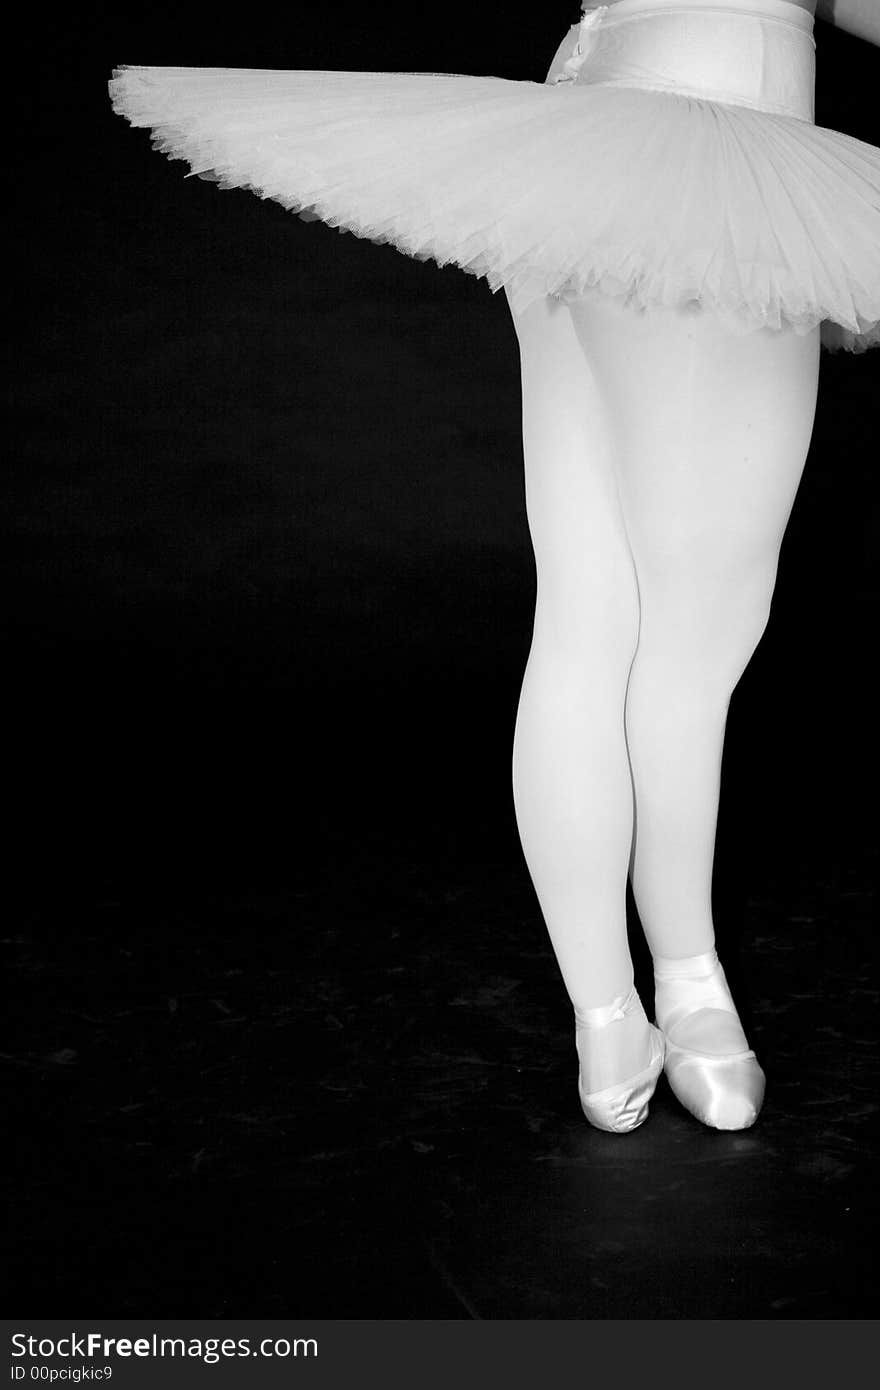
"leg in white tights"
506,289,655,1120
507,286,820,1127
566,290,820,970
508,290,640,1014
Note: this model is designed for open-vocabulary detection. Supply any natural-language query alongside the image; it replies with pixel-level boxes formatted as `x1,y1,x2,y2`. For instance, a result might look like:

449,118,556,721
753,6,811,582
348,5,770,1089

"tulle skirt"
108,0,880,351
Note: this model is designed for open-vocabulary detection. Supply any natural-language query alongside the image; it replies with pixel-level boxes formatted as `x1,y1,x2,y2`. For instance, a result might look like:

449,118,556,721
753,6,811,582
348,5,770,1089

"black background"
5,3,878,1318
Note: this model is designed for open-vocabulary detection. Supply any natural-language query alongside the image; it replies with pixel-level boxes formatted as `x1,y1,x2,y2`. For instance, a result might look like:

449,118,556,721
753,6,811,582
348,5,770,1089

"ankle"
651,948,752,1054
573,980,637,1030
574,984,655,1094
653,947,721,981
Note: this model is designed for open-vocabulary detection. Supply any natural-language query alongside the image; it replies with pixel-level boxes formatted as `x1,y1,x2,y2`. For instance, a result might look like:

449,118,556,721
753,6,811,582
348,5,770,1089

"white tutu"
108,0,880,350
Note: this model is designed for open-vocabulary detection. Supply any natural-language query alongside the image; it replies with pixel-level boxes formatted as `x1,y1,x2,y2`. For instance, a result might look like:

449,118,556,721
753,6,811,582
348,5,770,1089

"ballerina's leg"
506,288,665,1119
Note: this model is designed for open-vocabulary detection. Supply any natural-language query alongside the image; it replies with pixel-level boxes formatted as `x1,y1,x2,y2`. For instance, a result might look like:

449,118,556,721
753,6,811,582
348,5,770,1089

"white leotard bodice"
554,0,816,121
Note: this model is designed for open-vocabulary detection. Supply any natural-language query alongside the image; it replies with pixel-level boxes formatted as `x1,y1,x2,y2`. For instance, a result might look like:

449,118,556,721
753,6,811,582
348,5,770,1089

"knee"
710,577,776,689
641,559,778,696
534,554,641,669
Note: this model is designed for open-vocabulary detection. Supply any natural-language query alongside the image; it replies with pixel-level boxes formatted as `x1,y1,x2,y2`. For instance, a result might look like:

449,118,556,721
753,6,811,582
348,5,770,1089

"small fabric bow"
551,4,609,84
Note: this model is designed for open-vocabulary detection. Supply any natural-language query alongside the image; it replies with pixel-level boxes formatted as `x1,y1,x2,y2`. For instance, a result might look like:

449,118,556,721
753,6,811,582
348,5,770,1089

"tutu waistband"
554,0,815,121
594,0,812,23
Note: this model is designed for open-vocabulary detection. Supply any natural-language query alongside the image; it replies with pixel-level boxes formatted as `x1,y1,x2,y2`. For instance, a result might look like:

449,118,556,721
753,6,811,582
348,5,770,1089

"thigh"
565,289,821,592
505,288,638,624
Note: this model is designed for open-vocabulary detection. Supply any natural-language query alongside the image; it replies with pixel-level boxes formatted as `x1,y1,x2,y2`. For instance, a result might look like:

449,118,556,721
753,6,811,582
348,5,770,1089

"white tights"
507,286,820,1019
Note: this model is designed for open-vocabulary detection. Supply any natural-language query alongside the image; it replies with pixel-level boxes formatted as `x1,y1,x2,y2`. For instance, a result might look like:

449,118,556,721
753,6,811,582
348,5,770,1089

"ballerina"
109,0,880,1133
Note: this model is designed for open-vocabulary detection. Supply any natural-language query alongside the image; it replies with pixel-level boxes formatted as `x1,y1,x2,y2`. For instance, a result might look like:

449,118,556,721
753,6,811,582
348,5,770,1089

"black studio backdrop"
9,3,879,906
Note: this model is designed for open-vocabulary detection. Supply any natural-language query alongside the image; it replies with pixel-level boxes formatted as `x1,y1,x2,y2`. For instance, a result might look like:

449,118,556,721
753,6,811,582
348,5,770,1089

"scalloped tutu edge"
108,66,880,352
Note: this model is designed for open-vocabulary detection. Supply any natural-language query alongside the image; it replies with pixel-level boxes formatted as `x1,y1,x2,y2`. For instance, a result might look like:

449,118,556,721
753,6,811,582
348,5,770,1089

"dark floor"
5,670,878,1317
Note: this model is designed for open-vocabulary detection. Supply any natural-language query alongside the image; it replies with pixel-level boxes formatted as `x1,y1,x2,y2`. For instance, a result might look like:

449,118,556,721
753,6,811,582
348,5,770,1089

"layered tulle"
108,65,880,349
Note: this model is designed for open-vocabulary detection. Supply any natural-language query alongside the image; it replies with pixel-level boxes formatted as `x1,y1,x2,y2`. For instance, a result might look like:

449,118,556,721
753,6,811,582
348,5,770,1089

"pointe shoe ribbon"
654,950,766,1131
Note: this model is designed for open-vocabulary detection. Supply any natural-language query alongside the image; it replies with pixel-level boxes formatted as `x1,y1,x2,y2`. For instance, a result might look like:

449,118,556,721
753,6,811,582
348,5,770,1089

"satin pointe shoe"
575,983,666,1134
653,949,766,1131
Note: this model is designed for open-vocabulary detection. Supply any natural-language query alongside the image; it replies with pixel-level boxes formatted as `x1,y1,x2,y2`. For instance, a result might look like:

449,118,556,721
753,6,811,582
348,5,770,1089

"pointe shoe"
575,984,666,1134
653,949,766,1131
